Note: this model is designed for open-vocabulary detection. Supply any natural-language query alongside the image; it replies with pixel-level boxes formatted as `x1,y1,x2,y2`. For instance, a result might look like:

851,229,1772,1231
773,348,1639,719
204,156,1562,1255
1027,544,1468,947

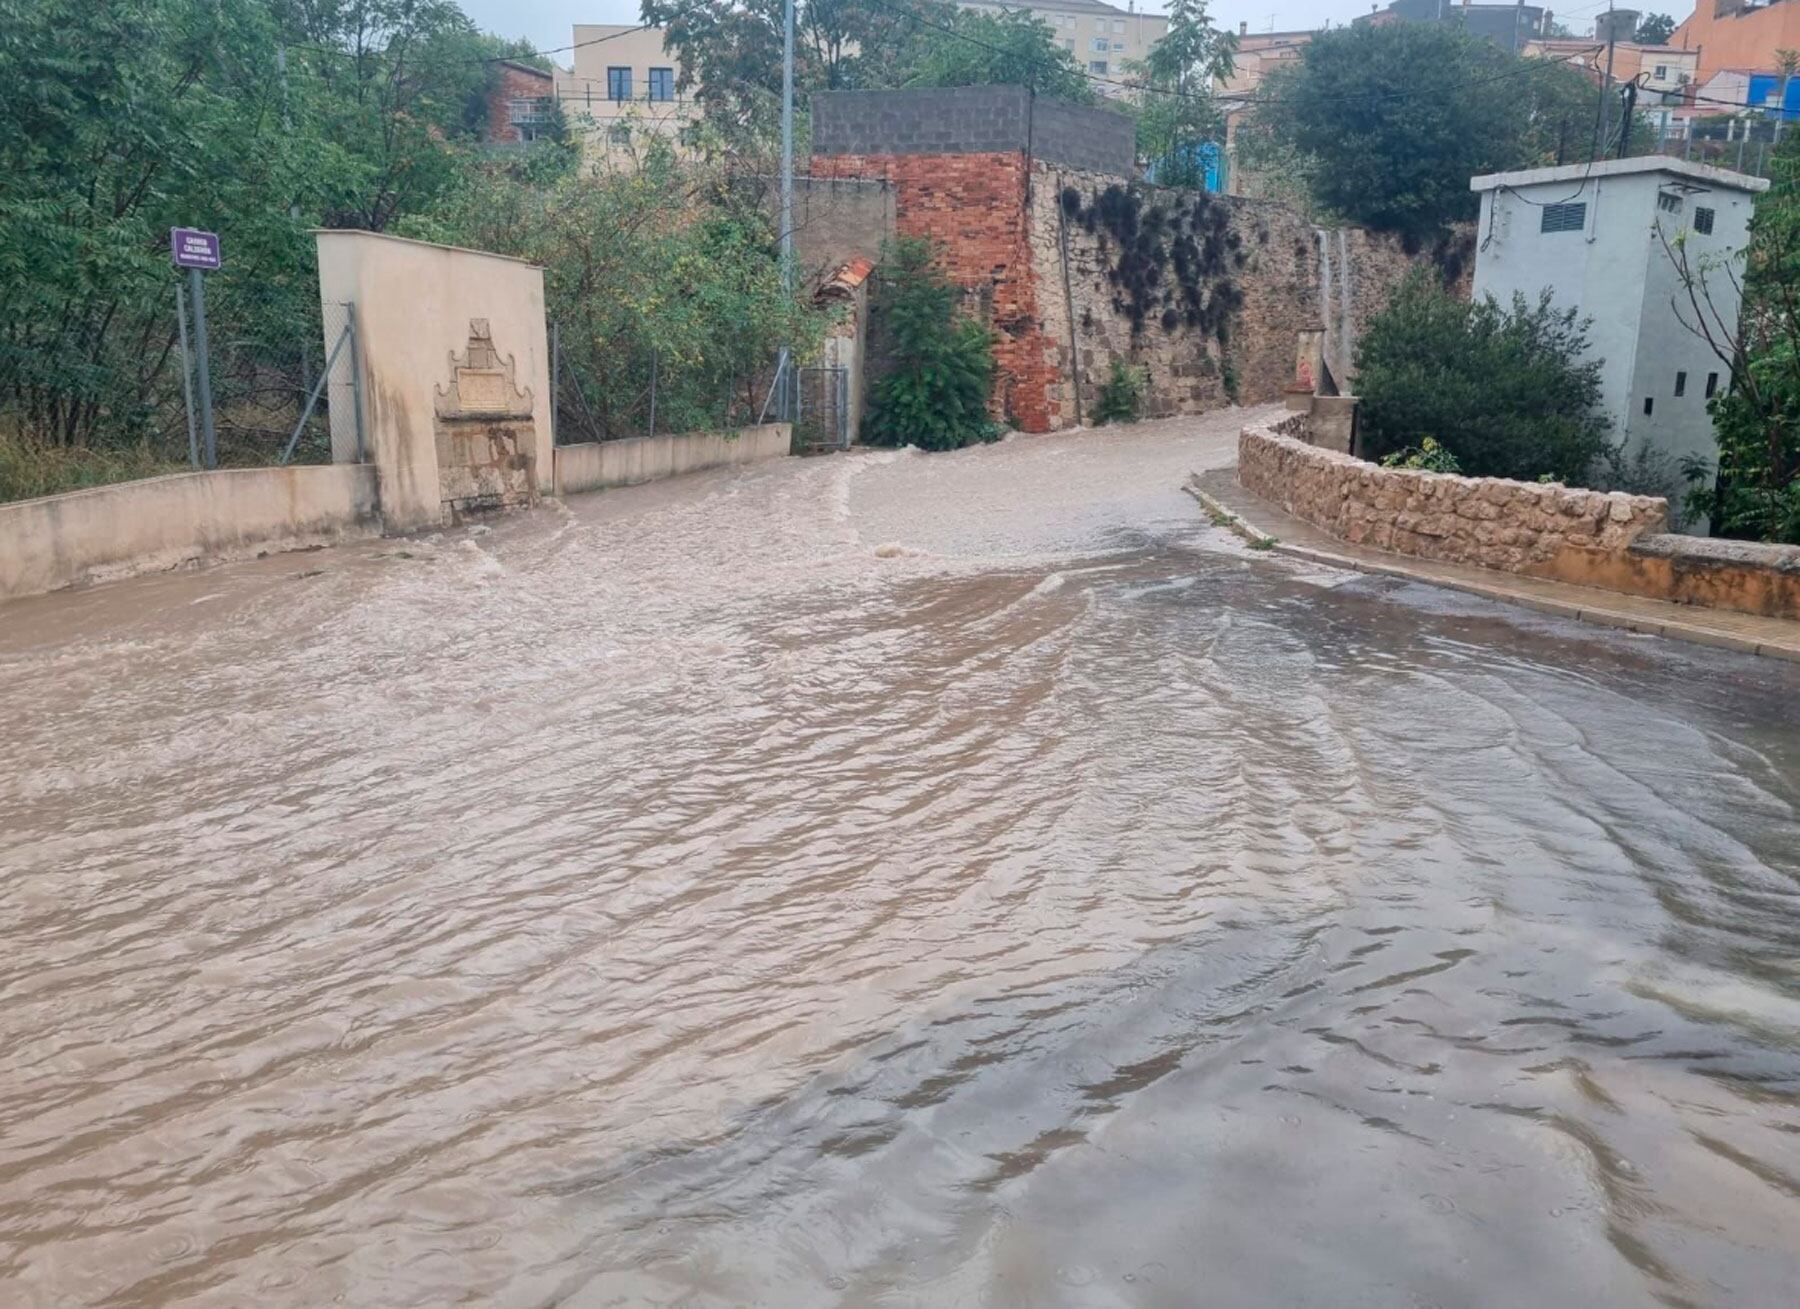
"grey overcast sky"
456,0,1691,64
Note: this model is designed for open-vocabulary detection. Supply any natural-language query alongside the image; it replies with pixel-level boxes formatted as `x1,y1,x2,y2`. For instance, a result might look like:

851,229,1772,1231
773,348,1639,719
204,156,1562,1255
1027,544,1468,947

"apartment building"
1674,0,1800,86
959,0,1168,91
555,24,696,158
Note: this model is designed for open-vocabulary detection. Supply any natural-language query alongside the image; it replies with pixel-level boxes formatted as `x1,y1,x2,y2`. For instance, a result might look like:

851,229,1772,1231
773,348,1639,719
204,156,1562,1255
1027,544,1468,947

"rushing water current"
2,408,1799,1308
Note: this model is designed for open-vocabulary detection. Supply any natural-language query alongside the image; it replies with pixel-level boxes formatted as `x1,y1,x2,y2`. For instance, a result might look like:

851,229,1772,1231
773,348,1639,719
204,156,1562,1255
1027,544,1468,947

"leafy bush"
864,238,1000,451
1587,439,1701,529
1356,273,1611,482
1380,437,1462,474
411,143,825,440
1091,360,1145,425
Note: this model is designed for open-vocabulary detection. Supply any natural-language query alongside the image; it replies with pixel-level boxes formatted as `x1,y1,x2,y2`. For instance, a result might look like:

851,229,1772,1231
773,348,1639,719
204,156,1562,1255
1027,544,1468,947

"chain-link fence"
1669,122,1782,178
551,325,783,445
1,262,343,500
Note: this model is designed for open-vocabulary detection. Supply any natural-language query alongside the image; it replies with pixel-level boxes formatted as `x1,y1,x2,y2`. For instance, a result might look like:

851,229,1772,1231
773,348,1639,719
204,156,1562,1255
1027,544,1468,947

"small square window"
1089,60,1108,74
1706,372,1720,397
1112,40,1125,50
1093,36,1109,51
1694,206,1716,234
1643,397,1655,416
1658,191,1683,214
1541,202,1586,233
1654,64,1668,79
1674,370,1687,396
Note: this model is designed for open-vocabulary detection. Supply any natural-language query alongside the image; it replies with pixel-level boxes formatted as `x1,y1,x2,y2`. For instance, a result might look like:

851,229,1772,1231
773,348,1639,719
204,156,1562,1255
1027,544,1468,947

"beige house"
958,0,1168,93
556,24,697,160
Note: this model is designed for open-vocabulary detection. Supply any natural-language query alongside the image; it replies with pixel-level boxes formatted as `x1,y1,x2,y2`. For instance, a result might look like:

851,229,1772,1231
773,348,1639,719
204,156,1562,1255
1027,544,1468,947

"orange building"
1673,0,1800,85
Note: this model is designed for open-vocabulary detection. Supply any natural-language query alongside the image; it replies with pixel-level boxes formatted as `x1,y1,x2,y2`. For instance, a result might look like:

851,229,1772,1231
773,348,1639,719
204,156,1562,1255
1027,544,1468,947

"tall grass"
0,430,187,505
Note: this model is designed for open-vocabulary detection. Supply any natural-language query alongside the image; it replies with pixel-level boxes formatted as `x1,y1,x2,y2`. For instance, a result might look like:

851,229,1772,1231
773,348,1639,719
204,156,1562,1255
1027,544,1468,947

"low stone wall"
1237,422,1800,621
0,464,380,603
1557,532,1800,620
1238,423,1667,570
553,424,791,496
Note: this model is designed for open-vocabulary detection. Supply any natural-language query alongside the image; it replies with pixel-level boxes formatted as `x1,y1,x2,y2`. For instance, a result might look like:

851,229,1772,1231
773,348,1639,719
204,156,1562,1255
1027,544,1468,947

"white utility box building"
1470,157,1768,475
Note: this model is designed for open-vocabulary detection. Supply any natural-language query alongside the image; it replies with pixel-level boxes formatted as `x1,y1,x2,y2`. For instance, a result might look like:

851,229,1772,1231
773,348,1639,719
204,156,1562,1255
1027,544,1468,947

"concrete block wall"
812,87,1134,177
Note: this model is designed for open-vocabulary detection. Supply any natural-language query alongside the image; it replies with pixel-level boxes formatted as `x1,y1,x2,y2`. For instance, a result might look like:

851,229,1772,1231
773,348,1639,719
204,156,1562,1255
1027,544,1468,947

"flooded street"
2,406,1798,1307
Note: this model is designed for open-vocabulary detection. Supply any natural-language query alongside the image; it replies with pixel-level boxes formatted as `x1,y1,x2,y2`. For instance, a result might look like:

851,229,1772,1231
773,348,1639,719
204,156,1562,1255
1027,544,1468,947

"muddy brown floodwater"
2,406,1798,1308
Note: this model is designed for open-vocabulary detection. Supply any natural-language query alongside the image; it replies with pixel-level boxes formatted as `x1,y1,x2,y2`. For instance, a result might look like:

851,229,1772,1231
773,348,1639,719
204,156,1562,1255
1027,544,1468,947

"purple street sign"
170,228,222,271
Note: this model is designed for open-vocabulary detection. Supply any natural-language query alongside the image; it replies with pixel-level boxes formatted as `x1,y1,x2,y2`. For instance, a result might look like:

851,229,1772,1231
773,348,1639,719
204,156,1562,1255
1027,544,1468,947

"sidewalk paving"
1188,467,1800,665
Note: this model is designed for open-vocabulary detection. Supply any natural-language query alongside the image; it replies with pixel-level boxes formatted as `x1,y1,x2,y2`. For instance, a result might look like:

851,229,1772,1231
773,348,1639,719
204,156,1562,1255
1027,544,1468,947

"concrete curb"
1183,476,1799,665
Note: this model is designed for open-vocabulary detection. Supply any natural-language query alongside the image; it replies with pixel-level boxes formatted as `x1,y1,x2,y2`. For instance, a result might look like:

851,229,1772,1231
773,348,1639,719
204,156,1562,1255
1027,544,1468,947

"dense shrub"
1380,437,1461,474
1356,273,1612,483
1091,360,1145,425
864,238,1000,451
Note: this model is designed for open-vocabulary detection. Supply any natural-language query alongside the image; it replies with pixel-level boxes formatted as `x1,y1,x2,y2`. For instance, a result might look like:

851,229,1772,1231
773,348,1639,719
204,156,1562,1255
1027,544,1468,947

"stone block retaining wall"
1237,421,1800,621
1238,422,1668,571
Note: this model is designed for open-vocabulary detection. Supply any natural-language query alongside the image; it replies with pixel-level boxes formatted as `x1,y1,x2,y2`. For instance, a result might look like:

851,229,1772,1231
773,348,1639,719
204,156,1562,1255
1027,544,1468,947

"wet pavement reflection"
1,408,1797,1306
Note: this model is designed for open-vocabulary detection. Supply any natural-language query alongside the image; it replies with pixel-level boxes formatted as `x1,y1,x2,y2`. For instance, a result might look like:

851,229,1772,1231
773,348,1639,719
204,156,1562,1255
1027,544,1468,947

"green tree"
864,237,999,451
898,8,1095,103
1356,272,1612,482
1635,13,1677,45
0,0,540,481
1246,25,1557,238
1134,0,1234,187
406,141,828,439
641,0,920,144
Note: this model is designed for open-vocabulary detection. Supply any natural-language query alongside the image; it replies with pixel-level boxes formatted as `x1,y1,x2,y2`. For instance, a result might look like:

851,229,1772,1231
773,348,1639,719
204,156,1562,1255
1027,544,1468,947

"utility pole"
779,0,795,421
1592,3,1618,162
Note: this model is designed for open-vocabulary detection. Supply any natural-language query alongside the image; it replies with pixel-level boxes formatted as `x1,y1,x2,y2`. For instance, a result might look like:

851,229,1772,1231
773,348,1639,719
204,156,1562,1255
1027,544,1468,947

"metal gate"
796,365,850,452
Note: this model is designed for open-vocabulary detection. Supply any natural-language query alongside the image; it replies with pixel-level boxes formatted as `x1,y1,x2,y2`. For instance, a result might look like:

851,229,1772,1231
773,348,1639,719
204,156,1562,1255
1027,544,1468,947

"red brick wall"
486,64,554,145
810,151,1063,432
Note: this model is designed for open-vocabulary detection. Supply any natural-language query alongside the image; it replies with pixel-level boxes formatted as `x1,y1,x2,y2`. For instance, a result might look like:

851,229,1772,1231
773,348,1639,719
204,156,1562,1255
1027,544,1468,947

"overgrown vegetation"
1091,360,1145,425
1356,273,1612,483
1133,0,1235,188
0,0,833,499
0,432,185,504
0,0,552,497
408,143,822,440
864,238,999,451
1241,24,1650,239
